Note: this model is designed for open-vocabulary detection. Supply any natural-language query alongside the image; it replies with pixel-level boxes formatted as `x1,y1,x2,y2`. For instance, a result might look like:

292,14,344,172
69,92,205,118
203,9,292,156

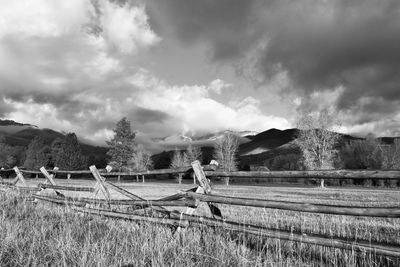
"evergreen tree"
53,133,87,170
106,117,136,171
24,135,52,169
50,138,63,166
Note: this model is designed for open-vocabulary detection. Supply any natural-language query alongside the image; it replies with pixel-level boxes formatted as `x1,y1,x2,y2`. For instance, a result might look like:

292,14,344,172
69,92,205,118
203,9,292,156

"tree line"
106,117,241,173
2,113,399,187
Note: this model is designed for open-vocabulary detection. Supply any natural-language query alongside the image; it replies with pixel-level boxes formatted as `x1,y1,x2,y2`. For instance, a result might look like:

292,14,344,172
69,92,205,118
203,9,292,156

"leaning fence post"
39,167,64,197
176,160,222,232
89,165,111,202
40,167,57,185
13,167,27,186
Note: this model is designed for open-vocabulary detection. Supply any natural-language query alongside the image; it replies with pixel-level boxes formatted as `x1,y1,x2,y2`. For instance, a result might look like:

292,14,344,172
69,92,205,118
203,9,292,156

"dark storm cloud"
150,0,400,125
147,0,258,60
130,107,171,124
261,0,400,107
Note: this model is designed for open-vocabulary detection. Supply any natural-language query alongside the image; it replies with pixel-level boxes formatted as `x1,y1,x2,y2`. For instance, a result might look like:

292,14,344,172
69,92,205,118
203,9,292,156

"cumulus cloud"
100,1,160,54
0,0,291,150
130,71,290,135
0,0,162,143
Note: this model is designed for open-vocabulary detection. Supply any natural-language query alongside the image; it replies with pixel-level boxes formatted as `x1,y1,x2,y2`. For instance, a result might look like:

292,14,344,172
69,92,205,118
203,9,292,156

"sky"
0,0,400,148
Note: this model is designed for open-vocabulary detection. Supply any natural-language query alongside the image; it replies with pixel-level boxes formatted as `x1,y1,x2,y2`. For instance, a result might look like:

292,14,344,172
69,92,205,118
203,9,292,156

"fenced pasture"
1,162,400,266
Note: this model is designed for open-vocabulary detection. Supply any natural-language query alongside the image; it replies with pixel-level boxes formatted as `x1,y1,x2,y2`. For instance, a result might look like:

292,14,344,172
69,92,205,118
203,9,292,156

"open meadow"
1,178,400,266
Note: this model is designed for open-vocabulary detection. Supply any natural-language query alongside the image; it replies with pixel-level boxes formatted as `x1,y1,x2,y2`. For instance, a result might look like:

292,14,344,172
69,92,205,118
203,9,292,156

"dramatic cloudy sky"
1,0,400,147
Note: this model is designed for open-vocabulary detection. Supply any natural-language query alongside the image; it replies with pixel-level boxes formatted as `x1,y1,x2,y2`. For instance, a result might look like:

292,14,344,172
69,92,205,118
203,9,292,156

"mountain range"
1,118,399,170
0,119,108,166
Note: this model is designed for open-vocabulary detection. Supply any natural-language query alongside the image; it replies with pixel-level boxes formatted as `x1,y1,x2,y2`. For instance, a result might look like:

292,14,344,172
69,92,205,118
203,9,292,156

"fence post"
142,175,145,183
39,167,64,197
118,175,120,183
67,173,71,180
13,167,27,186
89,165,111,202
224,177,230,186
40,167,57,185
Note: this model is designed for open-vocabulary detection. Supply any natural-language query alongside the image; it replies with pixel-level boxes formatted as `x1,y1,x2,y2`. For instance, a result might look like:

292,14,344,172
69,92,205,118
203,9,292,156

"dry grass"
1,179,400,266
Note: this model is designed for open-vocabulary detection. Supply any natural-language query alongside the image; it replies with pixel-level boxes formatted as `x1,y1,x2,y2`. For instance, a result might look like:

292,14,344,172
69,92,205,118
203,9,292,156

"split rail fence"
1,162,400,258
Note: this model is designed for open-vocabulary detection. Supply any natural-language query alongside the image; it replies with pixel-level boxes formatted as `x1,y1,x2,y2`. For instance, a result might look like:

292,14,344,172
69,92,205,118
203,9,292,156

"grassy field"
1,178,400,266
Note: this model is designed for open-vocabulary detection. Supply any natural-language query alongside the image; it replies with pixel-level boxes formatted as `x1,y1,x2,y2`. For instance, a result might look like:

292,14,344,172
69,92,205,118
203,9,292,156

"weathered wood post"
177,160,222,229
13,167,27,186
224,176,230,186
40,167,57,185
89,165,111,202
118,175,121,183
142,175,145,183
53,167,59,179
136,175,139,182
67,173,71,180
39,167,64,197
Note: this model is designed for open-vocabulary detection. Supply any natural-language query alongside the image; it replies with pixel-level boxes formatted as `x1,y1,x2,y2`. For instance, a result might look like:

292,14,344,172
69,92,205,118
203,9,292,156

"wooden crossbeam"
191,161,212,193
89,165,111,202
38,184,95,192
105,181,168,214
13,167,27,186
176,161,222,231
39,167,56,185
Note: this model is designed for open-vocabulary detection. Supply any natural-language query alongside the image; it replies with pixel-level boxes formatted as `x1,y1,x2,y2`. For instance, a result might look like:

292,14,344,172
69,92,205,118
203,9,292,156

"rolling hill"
0,119,109,167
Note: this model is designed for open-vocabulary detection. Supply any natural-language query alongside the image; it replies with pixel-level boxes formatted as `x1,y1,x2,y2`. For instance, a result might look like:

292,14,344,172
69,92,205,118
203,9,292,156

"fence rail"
3,167,400,180
205,169,400,179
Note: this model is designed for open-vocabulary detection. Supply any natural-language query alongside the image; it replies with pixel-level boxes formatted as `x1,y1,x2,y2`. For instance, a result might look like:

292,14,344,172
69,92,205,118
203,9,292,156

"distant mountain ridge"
0,119,108,167
0,119,36,127
2,118,400,171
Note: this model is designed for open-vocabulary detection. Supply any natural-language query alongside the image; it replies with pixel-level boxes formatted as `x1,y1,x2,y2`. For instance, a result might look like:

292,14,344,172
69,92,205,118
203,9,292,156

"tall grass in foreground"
0,190,399,266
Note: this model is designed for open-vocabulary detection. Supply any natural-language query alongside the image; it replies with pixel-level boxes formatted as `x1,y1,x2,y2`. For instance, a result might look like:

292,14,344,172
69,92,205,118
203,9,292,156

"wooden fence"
1,162,400,258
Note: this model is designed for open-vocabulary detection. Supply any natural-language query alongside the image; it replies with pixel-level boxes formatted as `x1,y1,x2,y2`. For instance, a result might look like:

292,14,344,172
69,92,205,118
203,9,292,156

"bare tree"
185,143,202,163
184,143,202,184
130,144,153,172
382,139,400,169
170,148,189,184
214,133,239,185
295,110,340,187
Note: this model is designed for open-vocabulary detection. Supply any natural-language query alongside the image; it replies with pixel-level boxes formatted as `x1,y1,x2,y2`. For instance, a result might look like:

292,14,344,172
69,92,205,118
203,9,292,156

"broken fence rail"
33,194,196,208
